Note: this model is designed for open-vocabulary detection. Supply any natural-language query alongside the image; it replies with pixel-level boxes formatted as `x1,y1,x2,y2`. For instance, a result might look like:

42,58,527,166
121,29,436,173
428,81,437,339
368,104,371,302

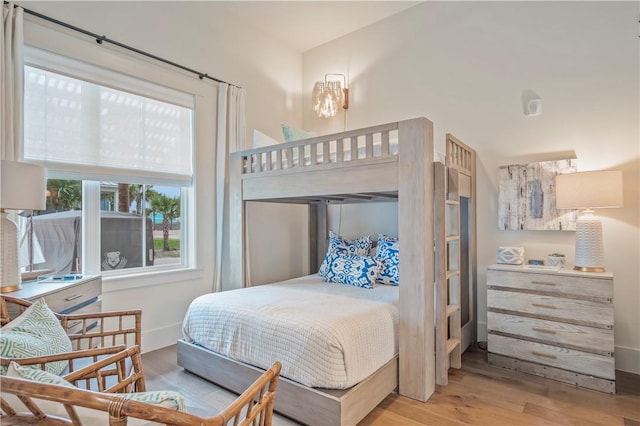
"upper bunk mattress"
181,274,399,389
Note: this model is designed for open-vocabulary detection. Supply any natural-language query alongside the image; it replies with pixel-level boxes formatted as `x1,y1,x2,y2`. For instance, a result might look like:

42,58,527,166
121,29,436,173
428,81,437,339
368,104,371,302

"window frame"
22,46,201,281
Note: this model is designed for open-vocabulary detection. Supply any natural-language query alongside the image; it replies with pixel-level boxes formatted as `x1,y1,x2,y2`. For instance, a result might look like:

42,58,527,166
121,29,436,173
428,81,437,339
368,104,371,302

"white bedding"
181,274,399,389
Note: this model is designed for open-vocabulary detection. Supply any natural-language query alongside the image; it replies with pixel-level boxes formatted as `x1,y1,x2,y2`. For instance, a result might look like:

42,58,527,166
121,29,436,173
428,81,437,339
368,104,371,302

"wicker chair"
1,296,282,425
1,360,282,426
2,294,143,390
1,295,141,351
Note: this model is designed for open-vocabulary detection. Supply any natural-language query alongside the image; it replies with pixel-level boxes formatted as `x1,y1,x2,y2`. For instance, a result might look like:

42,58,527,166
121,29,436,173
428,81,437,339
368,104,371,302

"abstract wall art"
498,159,577,231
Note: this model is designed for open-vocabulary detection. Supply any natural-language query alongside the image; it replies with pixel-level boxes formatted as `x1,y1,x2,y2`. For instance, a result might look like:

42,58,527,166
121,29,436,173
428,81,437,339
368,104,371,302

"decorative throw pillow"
376,234,400,285
321,254,381,289
0,298,72,375
253,129,281,149
5,361,187,420
281,124,316,142
6,361,75,387
318,231,372,277
281,125,317,163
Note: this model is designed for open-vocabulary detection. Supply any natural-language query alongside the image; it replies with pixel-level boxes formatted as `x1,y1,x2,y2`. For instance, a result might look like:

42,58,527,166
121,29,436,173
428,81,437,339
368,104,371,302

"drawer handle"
65,294,83,302
531,280,556,286
532,303,556,310
532,351,557,360
67,320,82,329
532,327,557,335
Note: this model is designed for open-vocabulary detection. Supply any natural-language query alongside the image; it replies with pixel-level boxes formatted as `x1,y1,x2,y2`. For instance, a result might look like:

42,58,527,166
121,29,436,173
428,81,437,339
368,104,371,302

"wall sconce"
555,170,623,272
312,73,349,118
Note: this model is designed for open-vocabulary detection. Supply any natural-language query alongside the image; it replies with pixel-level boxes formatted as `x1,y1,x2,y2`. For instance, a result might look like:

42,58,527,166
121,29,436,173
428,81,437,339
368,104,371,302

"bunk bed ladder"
434,163,462,386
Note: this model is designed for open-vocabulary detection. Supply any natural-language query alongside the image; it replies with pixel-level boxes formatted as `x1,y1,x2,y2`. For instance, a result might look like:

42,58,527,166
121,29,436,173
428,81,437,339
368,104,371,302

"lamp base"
1,212,22,292
0,283,22,293
573,210,605,273
573,266,606,273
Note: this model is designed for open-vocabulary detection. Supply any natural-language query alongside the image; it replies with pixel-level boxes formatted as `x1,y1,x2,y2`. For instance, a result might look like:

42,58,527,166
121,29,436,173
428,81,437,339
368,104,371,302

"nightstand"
486,264,614,393
5,275,102,333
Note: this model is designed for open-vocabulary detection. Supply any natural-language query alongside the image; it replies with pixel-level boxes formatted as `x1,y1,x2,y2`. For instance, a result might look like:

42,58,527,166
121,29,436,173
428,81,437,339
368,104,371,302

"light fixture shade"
311,74,348,118
312,81,342,118
1,160,47,211
555,170,623,273
556,170,623,209
312,81,326,116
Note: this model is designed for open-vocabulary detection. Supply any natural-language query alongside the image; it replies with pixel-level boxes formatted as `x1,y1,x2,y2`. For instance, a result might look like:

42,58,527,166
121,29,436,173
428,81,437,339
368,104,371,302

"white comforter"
182,274,399,389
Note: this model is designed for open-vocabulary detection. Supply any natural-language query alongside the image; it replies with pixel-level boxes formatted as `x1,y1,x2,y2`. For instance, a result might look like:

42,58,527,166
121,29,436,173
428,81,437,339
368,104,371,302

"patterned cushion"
0,298,72,375
281,124,316,142
321,254,381,289
318,231,372,277
5,361,186,420
375,234,400,285
6,361,75,386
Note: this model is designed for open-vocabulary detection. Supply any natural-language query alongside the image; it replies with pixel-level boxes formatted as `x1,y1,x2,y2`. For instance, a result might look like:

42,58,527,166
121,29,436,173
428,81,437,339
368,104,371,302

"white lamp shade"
555,170,623,272
555,170,623,210
1,160,47,211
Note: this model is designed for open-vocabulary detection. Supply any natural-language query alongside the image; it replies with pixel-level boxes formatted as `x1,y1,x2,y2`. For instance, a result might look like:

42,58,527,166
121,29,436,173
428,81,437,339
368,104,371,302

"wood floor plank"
142,344,640,425
523,401,624,426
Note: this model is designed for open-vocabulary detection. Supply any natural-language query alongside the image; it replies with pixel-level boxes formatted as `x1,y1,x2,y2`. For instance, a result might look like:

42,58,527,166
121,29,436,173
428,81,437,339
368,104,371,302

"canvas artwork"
498,159,577,231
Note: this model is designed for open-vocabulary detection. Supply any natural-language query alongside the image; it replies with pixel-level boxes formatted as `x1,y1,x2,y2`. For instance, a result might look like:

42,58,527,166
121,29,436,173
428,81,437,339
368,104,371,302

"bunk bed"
177,117,477,426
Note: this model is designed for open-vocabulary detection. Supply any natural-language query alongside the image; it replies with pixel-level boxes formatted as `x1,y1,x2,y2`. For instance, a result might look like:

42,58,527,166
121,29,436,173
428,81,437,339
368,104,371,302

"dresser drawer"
488,289,613,329
487,269,612,301
487,312,614,356
41,279,102,314
66,300,103,335
488,334,615,380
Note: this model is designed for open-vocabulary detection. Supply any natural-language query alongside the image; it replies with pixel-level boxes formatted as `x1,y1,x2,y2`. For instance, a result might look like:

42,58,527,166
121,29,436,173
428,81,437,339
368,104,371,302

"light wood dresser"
486,264,615,393
5,275,102,334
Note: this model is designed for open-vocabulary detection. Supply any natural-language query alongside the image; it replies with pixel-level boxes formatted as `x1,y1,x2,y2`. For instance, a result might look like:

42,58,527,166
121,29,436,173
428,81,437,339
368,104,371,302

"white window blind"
24,65,194,185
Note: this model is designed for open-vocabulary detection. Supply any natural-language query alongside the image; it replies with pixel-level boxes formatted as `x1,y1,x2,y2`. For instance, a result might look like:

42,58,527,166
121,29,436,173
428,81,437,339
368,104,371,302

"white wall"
23,1,308,351
302,1,640,373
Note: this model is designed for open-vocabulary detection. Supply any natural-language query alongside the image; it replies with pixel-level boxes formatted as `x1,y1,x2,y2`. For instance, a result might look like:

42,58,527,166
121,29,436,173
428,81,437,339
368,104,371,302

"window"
23,56,194,276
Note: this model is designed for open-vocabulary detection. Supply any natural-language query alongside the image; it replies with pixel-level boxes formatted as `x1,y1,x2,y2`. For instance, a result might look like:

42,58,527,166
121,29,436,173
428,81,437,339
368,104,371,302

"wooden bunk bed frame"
177,117,476,426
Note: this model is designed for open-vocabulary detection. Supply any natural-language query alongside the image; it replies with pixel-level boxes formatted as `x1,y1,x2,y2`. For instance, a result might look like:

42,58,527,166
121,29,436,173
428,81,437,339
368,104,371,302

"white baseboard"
615,345,640,374
141,322,183,354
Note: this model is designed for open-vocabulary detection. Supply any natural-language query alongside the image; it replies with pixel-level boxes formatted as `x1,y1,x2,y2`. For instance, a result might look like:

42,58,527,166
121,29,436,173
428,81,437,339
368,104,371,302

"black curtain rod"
5,1,240,88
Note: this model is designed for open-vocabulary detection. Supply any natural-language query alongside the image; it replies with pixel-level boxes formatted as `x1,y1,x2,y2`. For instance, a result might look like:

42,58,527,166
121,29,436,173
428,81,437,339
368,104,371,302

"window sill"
102,266,204,293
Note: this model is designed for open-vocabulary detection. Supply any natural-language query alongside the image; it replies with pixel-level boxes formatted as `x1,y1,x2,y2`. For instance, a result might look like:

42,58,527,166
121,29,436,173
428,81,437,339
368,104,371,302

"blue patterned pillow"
376,234,400,285
322,254,381,289
318,231,372,277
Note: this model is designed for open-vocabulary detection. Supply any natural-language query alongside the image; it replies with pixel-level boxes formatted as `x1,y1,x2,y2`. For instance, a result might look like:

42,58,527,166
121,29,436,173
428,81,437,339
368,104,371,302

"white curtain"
214,83,246,292
1,2,23,161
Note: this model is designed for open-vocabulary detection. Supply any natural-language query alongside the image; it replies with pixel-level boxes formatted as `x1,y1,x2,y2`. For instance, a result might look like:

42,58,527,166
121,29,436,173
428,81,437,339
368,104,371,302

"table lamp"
1,160,47,292
555,170,623,272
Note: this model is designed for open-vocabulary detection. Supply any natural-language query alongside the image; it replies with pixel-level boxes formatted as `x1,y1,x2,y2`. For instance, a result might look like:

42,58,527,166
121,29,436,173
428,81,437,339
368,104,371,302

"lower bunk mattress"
181,274,399,389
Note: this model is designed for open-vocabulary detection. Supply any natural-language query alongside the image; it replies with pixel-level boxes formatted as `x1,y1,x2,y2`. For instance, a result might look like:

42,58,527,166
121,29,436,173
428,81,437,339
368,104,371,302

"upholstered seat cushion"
0,298,72,375
3,361,186,425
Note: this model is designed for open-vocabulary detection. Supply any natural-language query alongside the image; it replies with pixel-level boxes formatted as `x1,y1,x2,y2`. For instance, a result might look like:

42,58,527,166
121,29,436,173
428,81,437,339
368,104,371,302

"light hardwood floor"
142,344,640,425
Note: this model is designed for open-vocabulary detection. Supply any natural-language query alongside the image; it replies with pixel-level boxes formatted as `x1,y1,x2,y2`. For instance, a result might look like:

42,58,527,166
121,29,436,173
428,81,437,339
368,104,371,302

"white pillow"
253,129,281,149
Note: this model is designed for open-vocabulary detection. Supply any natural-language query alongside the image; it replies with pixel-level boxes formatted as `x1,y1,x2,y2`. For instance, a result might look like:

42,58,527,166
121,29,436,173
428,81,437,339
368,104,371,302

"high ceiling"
211,1,422,52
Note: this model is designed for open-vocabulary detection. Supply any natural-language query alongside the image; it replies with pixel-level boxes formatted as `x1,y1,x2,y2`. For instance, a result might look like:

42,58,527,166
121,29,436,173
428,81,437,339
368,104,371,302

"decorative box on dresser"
486,264,615,394
5,275,102,334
